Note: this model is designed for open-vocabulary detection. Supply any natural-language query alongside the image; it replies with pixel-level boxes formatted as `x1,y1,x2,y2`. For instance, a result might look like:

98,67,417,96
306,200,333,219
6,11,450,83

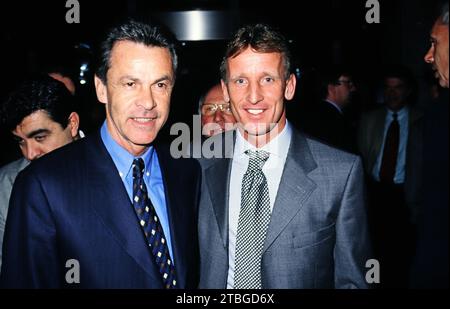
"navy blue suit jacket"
0,131,201,288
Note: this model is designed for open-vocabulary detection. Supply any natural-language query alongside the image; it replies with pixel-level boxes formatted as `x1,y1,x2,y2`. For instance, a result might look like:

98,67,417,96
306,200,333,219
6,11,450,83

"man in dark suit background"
300,67,357,153
0,75,82,271
0,20,200,288
197,24,371,289
410,1,448,288
357,66,422,288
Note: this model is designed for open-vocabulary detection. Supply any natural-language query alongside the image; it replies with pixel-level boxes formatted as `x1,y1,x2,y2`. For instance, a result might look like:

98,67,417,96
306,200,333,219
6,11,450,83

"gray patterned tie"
234,150,271,289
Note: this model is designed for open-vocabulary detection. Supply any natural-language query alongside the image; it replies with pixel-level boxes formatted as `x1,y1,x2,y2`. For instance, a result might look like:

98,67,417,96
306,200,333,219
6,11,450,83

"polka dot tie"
132,158,177,289
234,150,271,289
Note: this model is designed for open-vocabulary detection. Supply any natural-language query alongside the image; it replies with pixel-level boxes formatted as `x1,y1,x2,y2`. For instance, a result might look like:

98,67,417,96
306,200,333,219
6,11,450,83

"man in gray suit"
197,24,371,289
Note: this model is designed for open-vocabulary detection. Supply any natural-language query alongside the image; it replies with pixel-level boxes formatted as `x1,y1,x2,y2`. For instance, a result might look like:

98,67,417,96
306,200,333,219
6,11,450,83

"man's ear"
68,112,80,138
284,73,297,100
94,75,108,104
221,79,230,103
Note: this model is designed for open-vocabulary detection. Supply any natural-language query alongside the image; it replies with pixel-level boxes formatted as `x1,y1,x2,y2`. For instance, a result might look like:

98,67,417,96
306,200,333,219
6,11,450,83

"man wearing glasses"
300,67,357,153
199,83,236,137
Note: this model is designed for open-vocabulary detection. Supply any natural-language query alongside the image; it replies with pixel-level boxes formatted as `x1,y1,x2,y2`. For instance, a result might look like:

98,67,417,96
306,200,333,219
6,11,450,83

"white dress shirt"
372,106,409,184
226,121,293,288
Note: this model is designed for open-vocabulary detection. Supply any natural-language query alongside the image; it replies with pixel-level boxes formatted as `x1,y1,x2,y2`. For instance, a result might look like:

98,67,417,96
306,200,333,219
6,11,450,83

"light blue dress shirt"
100,121,174,263
373,107,409,184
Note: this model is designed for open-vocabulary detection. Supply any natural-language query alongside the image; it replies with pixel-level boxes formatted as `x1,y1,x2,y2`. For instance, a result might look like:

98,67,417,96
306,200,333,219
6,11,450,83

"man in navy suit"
0,20,201,288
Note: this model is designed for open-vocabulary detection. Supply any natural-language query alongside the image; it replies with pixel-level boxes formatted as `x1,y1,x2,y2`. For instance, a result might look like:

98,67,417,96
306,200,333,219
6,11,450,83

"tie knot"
245,150,270,171
132,158,145,179
392,113,398,121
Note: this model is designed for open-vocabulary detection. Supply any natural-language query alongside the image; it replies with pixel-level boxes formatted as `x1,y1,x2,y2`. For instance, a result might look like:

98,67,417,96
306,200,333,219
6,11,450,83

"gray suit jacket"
197,129,371,288
0,157,29,270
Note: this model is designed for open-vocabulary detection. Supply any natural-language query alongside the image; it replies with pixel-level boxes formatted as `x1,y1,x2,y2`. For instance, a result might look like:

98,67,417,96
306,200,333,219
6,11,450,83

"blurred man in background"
0,75,82,269
199,83,236,137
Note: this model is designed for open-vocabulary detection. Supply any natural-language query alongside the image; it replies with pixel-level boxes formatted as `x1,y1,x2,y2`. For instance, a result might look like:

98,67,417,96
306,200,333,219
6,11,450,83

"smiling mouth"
246,109,265,115
132,117,156,123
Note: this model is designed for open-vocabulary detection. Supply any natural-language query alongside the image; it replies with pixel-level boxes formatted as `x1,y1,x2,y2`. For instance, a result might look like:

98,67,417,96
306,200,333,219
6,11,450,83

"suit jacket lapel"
409,107,422,125
204,129,319,253
204,131,235,249
86,132,162,285
156,145,193,289
263,130,318,252
205,158,231,248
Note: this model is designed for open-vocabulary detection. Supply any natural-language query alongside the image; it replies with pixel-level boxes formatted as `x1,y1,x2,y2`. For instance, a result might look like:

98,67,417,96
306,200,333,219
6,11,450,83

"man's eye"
205,105,216,112
125,82,135,87
154,82,171,91
35,135,47,142
263,77,274,83
235,78,246,85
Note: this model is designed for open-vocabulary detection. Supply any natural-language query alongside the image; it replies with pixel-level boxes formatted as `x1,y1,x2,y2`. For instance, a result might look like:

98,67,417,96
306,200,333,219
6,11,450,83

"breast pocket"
291,223,336,249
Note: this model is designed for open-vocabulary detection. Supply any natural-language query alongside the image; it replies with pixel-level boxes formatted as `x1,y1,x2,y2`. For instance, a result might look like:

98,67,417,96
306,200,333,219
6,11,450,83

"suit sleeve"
0,174,13,271
334,156,372,288
0,170,61,288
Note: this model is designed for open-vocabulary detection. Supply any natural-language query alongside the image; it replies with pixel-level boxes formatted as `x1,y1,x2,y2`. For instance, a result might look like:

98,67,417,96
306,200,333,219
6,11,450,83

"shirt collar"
235,120,293,159
325,99,343,114
387,106,408,119
100,121,154,179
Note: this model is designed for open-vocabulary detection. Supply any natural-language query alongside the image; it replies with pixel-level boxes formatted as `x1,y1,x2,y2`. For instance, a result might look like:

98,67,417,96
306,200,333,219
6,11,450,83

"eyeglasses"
201,103,233,116
337,80,354,87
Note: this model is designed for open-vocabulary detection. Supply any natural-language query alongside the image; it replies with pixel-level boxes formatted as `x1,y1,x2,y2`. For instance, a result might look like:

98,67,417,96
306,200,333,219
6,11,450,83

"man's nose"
139,88,156,110
247,83,264,104
213,110,225,123
424,46,434,64
23,145,43,161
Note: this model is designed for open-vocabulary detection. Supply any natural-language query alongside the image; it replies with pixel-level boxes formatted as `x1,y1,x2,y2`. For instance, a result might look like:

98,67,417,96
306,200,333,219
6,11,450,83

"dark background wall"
0,0,443,165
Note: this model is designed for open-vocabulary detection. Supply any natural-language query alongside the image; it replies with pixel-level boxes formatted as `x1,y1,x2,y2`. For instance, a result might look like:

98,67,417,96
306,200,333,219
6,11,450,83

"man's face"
332,75,355,106
222,47,296,145
425,20,449,88
95,41,174,156
201,84,236,136
384,77,410,111
12,110,78,161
